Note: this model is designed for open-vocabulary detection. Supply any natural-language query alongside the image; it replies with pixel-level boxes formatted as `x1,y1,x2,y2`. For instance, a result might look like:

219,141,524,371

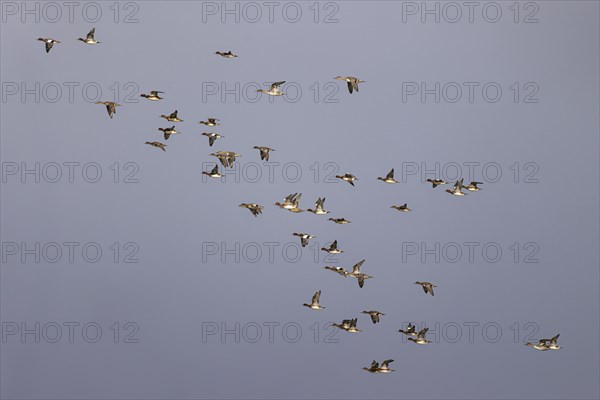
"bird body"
336,173,358,186
321,240,343,254
145,141,166,151
427,178,448,188
307,197,329,214
408,328,431,344
335,76,365,94
303,290,325,310
215,51,238,58
253,146,275,161
257,81,285,96
199,118,220,126
446,179,466,196
141,91,164,101
292,232,315,247
95,101,121,119
160,110,183,122
239,203,263,217
202,164,222,178
328,218,350,224
203,133,224,147
415,281,436,296
37,37,60,53
77,28,100,44
378,169,398,183
391,203,412,212
464,181,483,191
361,310,385,324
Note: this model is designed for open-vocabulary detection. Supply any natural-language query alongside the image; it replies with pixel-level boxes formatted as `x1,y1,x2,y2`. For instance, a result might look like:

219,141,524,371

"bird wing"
352,259,366,274
87,28,95,39
381,359,394,367
312,290,321,303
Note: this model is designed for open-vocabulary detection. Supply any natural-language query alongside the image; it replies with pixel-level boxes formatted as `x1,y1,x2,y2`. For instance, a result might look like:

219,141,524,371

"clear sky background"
1,1,599,399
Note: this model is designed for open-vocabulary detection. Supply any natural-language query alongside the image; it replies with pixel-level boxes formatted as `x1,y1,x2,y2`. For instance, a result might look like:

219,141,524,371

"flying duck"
538,334,561,350
257,81,285,96
332,318,360,333
347,259,372,288
321,240,343,254
336,173,358,186
324,266,349,277
37,37,60,53
215,51,238,58
239,203,263,217
363,359,394,373
526,340,550,351
303,290,325,310
362,360,380,373
199,118,220,127
464,181,483,191
202,132,224,147
140,91,164,101
398,323,417,336
307,197,329,214
331,319,352,331
334,76,365,94
292,232,315,247
408,328,431,345
202,164,222,178
361,310,385,324
415,281,436,296
145,141,166,152
77,28,100,44
253,146,275,161
210,151,240,168
446,178,466,196
275,193,303,212
95,101,121,119
328,218,351,224
426,178,448,188
158,126,179,140
391,203,412,212
378,169,398,184
160,110,183,122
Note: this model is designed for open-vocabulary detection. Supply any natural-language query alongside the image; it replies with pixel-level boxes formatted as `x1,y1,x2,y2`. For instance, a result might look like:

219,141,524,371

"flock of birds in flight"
37,27,562,373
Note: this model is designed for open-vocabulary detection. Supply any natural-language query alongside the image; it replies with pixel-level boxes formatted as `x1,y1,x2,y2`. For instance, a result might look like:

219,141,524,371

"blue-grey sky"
1,1,599,399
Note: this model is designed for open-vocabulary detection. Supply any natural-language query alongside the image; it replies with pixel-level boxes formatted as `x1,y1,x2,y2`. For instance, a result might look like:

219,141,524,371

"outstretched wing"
352,259,366,274
312,290,321,304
